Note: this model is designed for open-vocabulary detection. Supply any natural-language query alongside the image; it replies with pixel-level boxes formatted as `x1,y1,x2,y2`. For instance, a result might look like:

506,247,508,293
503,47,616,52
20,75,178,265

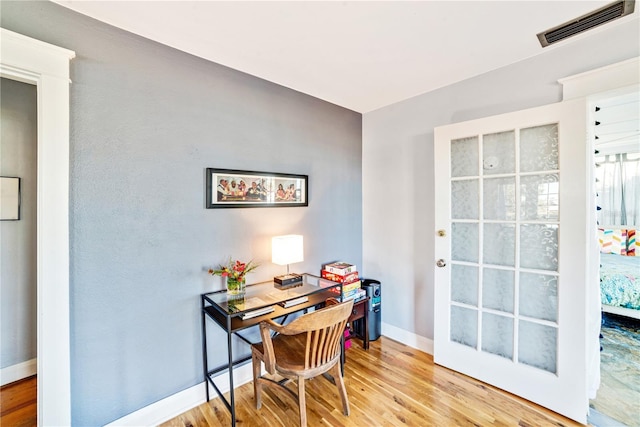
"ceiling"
53,1,637,113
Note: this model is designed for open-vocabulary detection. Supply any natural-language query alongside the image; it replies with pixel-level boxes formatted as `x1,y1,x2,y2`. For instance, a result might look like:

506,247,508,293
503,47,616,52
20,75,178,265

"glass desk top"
202,273,340,315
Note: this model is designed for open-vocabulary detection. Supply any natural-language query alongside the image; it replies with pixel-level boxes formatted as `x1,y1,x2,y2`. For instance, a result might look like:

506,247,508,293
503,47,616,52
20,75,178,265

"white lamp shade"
272,235,304,265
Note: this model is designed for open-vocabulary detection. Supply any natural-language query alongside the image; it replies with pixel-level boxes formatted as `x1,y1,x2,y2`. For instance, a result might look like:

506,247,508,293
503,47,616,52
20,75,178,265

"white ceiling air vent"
537,0,635,47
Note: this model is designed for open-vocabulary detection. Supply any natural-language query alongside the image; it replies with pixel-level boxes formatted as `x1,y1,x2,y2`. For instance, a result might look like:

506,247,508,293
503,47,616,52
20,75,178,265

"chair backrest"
263,299,354,370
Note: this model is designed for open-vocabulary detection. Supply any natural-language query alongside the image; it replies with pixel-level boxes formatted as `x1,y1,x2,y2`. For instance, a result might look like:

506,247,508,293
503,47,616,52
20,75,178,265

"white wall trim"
559,56,640,100
105,364,255,427
0,358,37,386
381,322,434,355
0,28,75,426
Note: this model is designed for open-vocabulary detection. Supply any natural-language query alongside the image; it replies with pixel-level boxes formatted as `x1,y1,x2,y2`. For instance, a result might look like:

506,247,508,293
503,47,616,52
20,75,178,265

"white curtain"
596,153,640,226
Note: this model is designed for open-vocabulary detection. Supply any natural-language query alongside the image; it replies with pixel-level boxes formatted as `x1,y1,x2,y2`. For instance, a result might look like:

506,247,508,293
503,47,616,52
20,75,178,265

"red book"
321,270,359,284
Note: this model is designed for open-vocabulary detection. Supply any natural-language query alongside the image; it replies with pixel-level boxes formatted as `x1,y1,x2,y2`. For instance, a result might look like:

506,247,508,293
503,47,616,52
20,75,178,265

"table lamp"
272,234,304,287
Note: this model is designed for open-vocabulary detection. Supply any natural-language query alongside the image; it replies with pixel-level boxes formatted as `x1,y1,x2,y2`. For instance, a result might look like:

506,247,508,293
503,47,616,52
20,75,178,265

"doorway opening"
589,90,640,426
0,76,38,425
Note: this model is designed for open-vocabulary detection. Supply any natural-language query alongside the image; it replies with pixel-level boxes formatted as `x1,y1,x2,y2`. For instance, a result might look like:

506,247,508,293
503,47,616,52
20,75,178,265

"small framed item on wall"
0,176,21,220
206,168,308,208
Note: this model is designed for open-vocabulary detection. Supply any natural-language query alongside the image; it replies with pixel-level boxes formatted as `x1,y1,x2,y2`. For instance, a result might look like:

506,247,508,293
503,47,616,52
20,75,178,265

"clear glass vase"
226,276,246,296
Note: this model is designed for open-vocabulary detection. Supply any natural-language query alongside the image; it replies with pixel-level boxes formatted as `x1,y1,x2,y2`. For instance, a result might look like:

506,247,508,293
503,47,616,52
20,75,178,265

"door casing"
0,28,75,426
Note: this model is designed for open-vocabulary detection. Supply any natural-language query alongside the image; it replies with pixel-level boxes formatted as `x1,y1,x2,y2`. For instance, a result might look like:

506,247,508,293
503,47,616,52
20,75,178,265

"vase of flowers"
209,258,259,296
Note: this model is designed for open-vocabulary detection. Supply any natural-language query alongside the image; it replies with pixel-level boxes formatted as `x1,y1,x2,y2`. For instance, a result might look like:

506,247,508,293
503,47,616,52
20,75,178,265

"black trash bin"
359,278,381,341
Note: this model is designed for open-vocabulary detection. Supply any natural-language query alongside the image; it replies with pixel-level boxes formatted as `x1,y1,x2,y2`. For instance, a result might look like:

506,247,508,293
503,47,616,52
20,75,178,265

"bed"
600,253,640,320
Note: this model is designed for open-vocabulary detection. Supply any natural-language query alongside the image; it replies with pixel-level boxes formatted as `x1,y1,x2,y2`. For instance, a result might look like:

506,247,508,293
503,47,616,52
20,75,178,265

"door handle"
436,259,447,268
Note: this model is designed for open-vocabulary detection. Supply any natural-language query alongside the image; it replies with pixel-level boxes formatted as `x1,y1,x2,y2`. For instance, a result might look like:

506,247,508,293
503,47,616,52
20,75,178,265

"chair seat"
253,333,339,377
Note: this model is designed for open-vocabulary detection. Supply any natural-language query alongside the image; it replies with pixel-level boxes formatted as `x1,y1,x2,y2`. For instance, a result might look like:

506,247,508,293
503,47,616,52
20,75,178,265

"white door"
434,98,591,424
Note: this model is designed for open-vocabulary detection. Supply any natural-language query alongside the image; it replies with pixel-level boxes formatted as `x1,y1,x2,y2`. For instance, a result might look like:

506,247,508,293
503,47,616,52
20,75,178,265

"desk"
201,274,343,426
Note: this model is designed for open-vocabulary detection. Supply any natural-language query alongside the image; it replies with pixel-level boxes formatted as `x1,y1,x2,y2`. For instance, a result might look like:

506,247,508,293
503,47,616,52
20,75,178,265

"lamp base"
274,273,303,289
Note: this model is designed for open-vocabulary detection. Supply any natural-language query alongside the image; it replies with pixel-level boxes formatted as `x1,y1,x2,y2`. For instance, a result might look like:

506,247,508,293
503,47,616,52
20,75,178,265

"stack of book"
321,262,366,302
241,306,274,320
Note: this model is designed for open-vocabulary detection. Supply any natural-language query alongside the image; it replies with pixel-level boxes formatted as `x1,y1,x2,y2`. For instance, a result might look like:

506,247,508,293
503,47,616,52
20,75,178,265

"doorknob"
437,229,446,237
436,259,447,268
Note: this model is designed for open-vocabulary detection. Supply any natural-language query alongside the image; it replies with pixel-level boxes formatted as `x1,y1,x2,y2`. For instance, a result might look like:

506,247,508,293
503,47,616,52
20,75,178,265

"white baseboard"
0,358,37,386
106,325,432,427
105,363,255,427
381,322,434,355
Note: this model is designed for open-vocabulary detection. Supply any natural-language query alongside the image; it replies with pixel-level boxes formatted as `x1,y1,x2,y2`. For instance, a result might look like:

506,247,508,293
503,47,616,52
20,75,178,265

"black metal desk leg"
340,334,345,375
227,315,236,426
364,309,370,350
201,301,210,402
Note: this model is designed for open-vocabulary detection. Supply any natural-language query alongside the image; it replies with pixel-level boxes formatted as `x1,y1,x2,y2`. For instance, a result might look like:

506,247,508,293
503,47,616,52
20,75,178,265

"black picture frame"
0,176,21,220
206,168,308,208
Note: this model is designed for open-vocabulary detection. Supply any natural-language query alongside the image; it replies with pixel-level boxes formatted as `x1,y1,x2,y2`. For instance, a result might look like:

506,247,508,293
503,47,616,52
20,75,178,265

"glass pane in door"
483,223,515,266
518,320,557,373
520,224,558,271
519,272,558,322
451,136,479,177
482,313,514,359
452,180,479,219
484,177,516,220
520,174,559,221
451,264,478,305
483,268,514,313
483,131,515,175
451,223,479,263
451,306,478,348
520,124,559,172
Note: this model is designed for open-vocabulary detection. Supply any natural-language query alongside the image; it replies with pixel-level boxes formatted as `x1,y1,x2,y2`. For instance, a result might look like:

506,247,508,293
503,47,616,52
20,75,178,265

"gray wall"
1,2,362,425
363,18,640,340
0,78,38,371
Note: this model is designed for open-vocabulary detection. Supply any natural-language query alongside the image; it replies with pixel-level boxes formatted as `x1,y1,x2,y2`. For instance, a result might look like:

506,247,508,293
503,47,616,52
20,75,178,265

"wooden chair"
251,298,354,427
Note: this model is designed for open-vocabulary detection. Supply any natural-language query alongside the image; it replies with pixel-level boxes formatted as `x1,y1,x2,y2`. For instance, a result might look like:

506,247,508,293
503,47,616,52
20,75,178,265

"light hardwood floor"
0,375,37,427
162,337,584,426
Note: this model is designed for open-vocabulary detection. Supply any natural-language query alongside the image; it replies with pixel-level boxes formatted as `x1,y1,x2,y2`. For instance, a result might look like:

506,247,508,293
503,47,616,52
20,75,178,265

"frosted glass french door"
434,99,590,424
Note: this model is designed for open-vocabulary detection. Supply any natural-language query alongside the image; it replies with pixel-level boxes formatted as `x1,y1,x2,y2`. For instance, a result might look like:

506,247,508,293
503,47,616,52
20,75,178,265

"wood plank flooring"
0,375,37,427
162,337,584,426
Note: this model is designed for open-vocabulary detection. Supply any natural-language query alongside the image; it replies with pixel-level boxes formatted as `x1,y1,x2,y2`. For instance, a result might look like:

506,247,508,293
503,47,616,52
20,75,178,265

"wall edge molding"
0,358,37,386
559,56,640,100
381,322,434,355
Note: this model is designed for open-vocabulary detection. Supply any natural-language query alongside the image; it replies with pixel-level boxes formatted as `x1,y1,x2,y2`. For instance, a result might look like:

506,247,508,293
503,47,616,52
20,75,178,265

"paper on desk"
266,286,309,300
227,297,269,313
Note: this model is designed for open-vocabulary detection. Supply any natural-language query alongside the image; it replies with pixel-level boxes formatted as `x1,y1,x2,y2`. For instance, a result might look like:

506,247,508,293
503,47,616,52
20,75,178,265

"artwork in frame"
0,176,21,220
206,168,308,208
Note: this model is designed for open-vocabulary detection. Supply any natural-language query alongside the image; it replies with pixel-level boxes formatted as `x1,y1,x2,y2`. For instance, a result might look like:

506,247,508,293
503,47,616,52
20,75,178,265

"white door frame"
0,28,74,426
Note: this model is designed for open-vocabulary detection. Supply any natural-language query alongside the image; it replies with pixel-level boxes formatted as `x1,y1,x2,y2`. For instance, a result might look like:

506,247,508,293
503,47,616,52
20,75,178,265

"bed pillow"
628,229,638,256
598,228,612,253
598,228,627,255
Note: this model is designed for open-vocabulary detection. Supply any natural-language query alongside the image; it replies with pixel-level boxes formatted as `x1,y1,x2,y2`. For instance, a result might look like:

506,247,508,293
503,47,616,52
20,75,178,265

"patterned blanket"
600,253,640,311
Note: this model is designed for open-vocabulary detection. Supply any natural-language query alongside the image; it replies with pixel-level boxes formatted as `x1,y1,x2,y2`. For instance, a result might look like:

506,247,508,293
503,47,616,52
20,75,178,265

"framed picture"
206,168,308,208
0,176,21,220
